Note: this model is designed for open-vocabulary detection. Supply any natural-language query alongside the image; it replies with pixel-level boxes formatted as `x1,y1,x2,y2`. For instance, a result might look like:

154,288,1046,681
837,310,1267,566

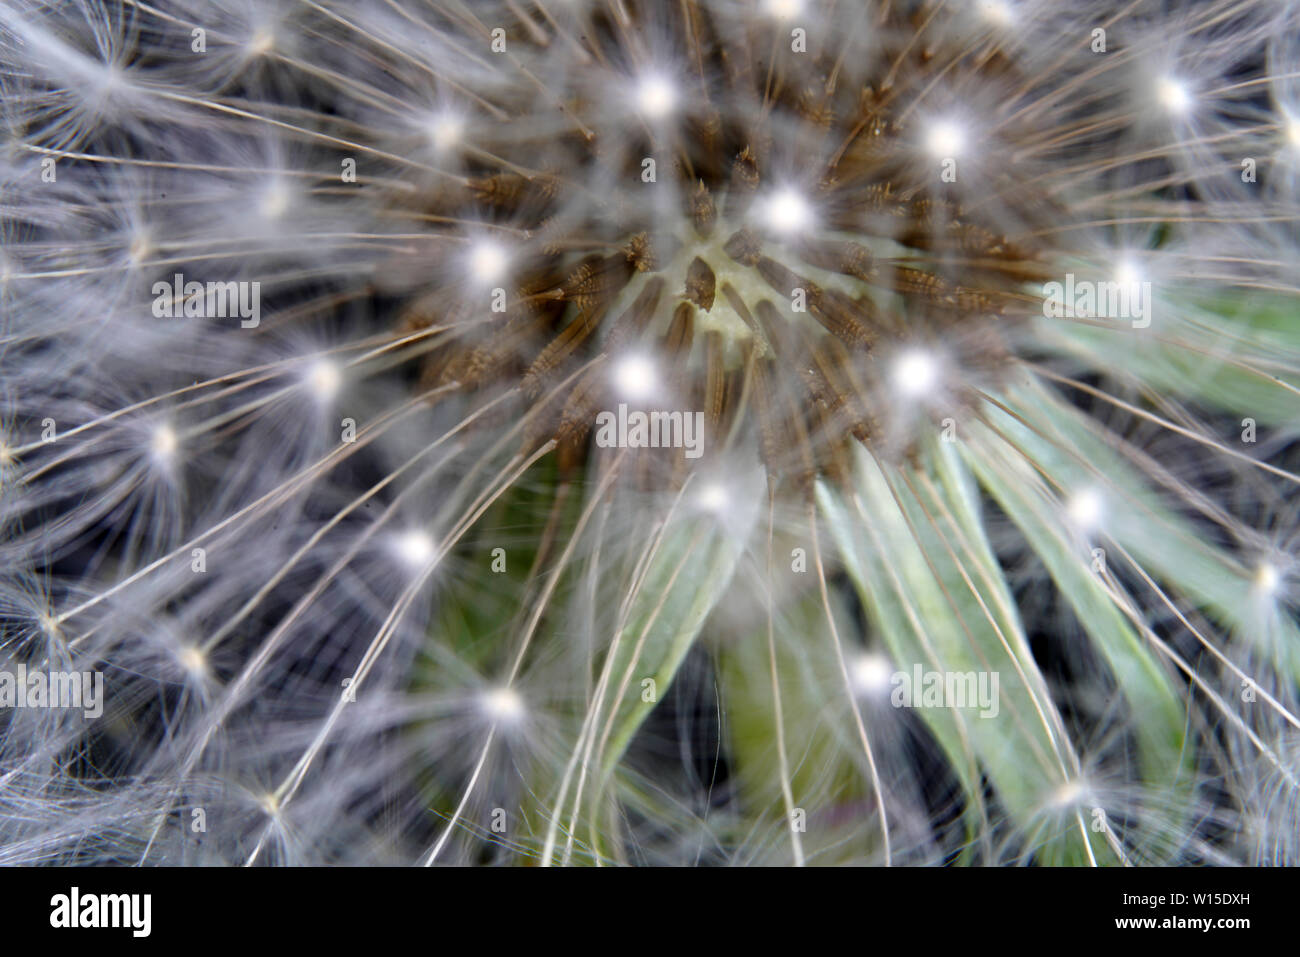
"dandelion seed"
697,482,730,514
248,29,275,57
892,349,940,399
635,75,677,119
764,0,803,21
303,359,341,404
1115,258,1143,288
37,612,60,641
1255,562,1281,597
759,188,813,235
177,644,207,679
468,240,508,285
6,0,1300,869
976,0,1015,27
1286,115,1300,149
851,654,893,697
924,119,965,158
392,529,436,570
258,182,291,221
1114,257,1147,304
480,686,525,725
1066,488,1105,533
428,113,464,154
149,424,179,467
127,231,152,266
1156,76,1193,116
612,355,658,401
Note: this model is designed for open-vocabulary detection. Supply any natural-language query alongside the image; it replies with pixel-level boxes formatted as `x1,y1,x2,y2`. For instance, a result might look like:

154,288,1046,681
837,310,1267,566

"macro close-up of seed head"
2,0,1300,869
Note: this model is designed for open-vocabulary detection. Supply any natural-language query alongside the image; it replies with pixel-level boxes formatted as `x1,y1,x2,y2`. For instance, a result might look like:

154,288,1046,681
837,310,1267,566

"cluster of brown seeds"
398,3,1063,491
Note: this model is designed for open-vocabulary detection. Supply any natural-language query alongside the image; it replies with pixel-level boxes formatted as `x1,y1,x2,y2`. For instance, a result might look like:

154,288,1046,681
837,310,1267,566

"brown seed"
605,276,666,352
663,301,695,360
888,265,950,302
684,256,717,311
703,332,726,429
798,239,875,281
722,228,763,266
624,232,656,272
690,181,717,238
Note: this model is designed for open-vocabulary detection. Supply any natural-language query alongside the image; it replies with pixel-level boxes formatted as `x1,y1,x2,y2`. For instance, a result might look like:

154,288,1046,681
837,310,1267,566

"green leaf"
823,443,1114,864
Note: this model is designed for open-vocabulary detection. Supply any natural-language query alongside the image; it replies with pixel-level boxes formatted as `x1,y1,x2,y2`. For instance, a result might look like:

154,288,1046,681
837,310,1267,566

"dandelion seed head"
1049,777,1091,810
